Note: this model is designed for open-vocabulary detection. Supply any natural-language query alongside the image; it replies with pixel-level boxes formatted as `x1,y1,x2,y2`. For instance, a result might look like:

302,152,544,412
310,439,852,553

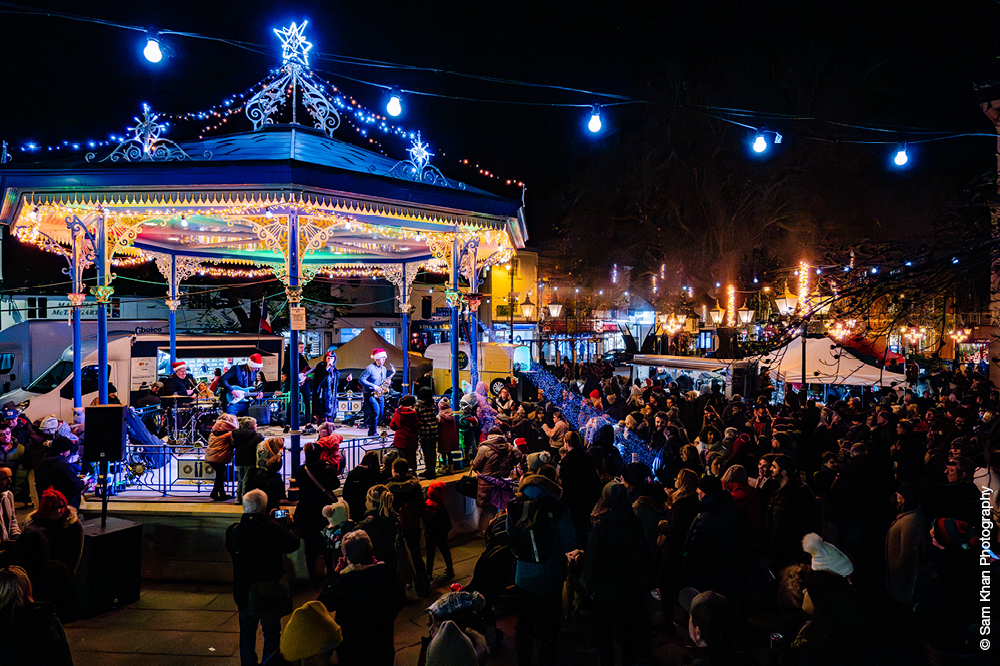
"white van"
423,342,531,397
0,333,285,423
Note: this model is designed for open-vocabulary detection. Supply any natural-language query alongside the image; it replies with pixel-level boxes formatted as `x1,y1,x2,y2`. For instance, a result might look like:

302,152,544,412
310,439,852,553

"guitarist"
221,353,265,416
360,348,394,436
281,340,313,424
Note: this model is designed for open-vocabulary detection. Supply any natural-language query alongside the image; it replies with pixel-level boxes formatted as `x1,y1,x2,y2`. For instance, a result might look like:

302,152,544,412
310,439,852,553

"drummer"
161,361,197,410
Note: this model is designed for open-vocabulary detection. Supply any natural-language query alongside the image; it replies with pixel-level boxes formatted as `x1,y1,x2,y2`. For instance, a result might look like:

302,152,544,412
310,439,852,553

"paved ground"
63,535,495,666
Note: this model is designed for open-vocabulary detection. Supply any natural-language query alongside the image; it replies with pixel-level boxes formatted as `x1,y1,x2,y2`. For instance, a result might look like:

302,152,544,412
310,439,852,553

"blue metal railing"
99,404,393,497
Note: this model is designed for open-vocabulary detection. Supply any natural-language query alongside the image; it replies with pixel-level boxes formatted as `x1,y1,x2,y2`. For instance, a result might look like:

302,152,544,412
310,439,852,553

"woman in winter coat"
356,484,400,575
205,413,238,501
582,482,653,666
471,431,515,534
231,416,263,503
541,410,569,450
721,464,764,558
245,437,285,512
342,451,383,522
0,566,75,666
389,395,420,473
295,439,344,586
437,398,460,472
22,488,83,574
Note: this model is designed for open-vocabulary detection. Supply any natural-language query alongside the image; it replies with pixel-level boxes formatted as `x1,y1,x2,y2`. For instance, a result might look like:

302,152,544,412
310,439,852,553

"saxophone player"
360,348,394,436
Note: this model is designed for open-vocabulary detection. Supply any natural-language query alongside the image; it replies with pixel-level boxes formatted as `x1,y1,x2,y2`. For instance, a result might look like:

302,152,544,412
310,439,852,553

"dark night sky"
3,0,1000,246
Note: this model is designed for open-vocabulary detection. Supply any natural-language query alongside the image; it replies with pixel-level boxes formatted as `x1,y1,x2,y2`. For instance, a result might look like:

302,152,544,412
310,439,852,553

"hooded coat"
389,405,420,450
437,401,460,455
472,434,514,509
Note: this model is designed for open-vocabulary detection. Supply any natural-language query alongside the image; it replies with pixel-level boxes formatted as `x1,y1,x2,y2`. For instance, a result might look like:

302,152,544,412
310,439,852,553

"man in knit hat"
360,348,393,436
221,354,265,416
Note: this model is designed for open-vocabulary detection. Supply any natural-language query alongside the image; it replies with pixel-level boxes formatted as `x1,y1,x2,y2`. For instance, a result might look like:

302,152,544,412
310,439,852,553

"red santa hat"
171,361,187,372
371,348,388,360
247,353,264,369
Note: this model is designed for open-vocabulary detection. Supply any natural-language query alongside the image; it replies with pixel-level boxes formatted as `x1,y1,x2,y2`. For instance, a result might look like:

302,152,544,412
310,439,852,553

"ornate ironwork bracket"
86,105,209,163
90,285,115,304
245,64,341,136
377,132,466,190
384,263,420,309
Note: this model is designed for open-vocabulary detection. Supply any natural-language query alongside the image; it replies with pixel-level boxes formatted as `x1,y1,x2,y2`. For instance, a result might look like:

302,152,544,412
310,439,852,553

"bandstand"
0,22,525,482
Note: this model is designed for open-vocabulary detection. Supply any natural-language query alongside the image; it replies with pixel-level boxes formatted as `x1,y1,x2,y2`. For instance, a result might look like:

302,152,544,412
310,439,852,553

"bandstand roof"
0,123,524,278
0,21,525,280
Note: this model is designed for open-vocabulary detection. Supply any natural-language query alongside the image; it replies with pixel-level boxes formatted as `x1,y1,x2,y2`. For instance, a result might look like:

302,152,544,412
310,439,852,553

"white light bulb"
588,105,602,133
893,147,908,166
144,37,163,63
752,134,767,153
386,94,402,117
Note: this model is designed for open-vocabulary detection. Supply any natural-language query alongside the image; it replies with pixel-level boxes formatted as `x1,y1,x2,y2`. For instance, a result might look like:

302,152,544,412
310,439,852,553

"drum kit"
162,394,221,446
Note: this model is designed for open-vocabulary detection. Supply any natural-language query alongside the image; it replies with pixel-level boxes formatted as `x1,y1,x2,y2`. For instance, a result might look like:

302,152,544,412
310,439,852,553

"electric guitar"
298,366,315,386
228,383,264,405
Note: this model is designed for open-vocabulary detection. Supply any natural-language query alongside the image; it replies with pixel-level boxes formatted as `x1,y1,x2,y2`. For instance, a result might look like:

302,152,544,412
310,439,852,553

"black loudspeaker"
84,404,127,463
76,518,142,618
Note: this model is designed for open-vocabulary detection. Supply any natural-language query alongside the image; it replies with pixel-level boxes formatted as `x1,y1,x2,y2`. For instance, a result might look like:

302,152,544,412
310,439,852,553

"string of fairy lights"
7,9,986,191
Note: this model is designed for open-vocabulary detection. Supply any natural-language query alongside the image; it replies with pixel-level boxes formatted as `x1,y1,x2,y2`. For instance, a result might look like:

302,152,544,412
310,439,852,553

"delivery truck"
0,333,284,423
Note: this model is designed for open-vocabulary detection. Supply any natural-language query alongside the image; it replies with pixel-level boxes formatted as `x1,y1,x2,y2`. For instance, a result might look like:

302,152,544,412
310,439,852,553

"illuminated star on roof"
274,21,312,67
408,132,434,168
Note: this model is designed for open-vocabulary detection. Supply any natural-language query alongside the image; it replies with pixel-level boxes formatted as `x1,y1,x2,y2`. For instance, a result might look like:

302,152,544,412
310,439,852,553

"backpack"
506,494,562,563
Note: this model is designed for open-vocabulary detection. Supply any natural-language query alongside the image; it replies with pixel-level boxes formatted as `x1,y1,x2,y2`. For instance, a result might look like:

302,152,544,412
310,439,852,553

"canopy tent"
761,334,906,387
333,326,431,379
839,334,905,367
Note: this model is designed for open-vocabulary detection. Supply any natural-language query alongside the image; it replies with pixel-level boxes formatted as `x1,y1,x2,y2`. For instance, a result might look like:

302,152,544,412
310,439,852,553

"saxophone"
374,363,396,397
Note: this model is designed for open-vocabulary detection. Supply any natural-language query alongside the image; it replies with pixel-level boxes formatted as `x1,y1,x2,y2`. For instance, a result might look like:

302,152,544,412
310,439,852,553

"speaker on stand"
85,404,126,527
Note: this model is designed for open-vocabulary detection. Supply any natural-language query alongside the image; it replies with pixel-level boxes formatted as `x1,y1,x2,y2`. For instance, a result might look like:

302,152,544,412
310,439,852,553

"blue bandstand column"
400,262,410,393
288,208,302,475
169,255,178,364
95,210,109,405
451,237,461,410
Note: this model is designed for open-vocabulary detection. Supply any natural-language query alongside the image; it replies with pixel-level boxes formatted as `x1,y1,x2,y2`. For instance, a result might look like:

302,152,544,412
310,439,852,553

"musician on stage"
282,340,313,424
221,353,264,417
314,346,351,426
359,348,393,436
161,361,197,410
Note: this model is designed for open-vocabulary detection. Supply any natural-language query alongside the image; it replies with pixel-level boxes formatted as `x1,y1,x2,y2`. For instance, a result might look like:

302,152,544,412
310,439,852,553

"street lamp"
737,307,755,326
709,306,725,326
774,287,798,317
505,263,515,344
520,294,535,321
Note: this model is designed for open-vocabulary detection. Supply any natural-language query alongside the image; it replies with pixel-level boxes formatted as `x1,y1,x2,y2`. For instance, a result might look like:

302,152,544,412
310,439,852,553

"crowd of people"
3,357,998,664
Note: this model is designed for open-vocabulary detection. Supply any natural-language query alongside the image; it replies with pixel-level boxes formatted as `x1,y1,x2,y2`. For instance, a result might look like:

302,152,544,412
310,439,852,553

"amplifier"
337,398,363,413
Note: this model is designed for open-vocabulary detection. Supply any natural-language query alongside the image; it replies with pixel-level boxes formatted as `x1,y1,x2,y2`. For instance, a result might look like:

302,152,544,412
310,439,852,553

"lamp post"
505,263,515,344
520,293,535,360
547,294,563,369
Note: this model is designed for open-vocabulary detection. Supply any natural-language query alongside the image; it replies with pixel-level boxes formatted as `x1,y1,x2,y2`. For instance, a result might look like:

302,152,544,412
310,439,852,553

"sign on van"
131,357,157,390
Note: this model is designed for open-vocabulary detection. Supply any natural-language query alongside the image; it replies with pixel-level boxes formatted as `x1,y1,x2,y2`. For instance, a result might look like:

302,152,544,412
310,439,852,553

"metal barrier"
102,406,394,497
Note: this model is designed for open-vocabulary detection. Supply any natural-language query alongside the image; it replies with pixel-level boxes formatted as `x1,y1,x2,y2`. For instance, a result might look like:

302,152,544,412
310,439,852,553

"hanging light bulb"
386,88,403,117
752,131,768,153
587,104,602,133
893,143,908,166
143,33,163,63
265,207,273,219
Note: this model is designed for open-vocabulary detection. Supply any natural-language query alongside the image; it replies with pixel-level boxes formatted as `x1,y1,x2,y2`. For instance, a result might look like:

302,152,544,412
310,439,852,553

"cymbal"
161,394,195,399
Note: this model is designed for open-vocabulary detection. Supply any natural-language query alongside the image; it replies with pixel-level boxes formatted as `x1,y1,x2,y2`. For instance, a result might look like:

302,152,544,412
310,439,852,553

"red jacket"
437,407,460,454
390,406,420,450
